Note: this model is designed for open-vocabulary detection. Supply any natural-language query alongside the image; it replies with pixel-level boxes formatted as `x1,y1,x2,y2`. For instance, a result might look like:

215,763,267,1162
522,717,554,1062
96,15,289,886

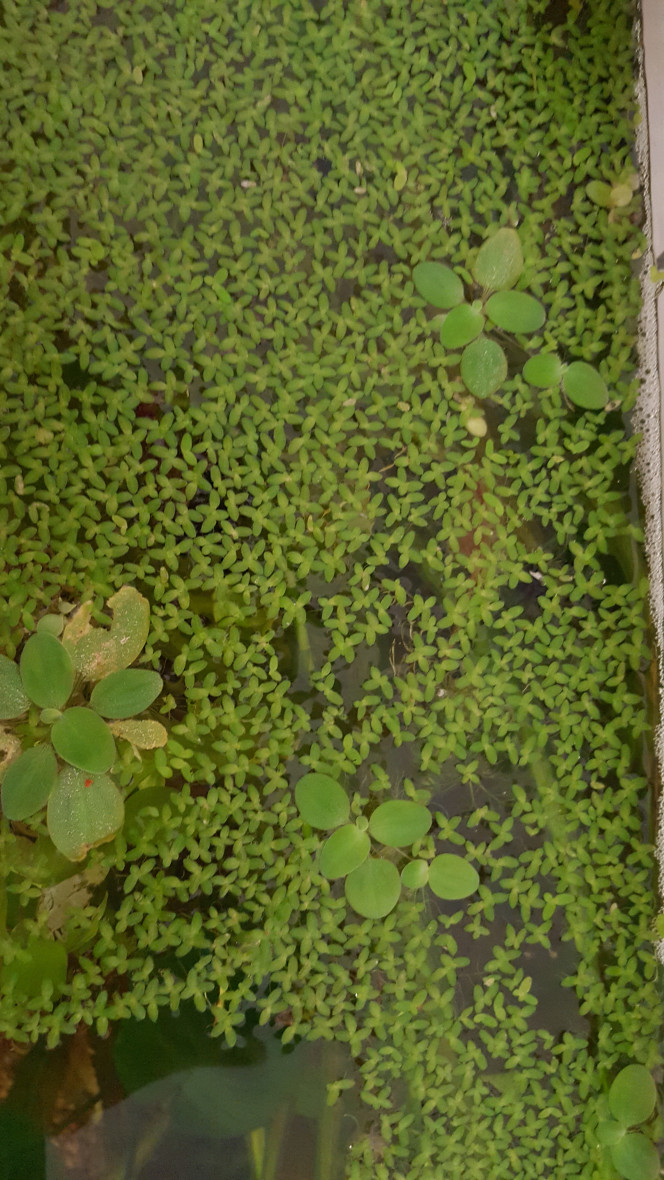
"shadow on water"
0,1006,356,1180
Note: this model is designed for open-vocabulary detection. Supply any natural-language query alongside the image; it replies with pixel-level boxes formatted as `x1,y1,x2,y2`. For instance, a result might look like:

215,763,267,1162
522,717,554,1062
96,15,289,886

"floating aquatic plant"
595,1063,660,1180
294,770,479,919
0,587,166,861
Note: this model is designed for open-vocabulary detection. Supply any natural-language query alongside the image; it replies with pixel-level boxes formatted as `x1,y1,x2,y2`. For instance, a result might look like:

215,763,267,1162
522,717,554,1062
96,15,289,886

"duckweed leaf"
90,669,163,719
485,290,545,334
440,303,485,348
401,859,429,889
460,336,507,398
62,586,150,680
47,767,124,861
19,633,74,709
562,362,608,409
0,654,29,719
319,824,370,879
2,936,68,998
1,744,58,821
609,1065,657,1127
471,228,523,291
295,772,349,829
412,262,464,309
428,854,479,900
610,1133,660,1180
523,353,565,388
345,858,401,919
51,707,116,774
108,719,168,749
368,800,432,848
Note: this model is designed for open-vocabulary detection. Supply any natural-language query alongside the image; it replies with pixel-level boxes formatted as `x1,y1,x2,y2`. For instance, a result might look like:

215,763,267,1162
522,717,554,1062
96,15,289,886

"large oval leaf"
412,261,464,309
439,303,485,349
609,1065,657,1127
62,586,150,680
319,824,370,879
2,935,68,998
51,708,116,774
47,767,124,861
562,361,608,410
460,336,507,398
0,654,30,720
610,1133,660,1180
485,291,545,334
90,669,162,719
1,744,58,821
522,353,564,389
19,634,74,709
345,858,401,919
429,854,479,900
472,228,523,291
369,800,432,848
294,772,349,830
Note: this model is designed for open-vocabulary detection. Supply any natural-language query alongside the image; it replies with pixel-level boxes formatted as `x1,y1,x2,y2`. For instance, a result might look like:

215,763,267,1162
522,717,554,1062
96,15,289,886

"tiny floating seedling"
412,225,610,411
294,771,479,919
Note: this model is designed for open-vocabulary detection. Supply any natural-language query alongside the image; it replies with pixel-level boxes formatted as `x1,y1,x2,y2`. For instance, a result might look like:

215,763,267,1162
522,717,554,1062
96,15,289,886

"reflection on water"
1,1011,354,1180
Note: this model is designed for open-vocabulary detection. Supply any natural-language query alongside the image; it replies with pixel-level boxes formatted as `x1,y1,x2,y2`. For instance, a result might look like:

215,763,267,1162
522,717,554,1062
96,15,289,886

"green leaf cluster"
0,587,166,861
294,771,479,919
595,1064,660,1180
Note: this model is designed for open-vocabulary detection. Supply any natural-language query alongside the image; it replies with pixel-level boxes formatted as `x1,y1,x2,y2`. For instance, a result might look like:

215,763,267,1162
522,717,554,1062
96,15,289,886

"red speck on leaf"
84,778,93,788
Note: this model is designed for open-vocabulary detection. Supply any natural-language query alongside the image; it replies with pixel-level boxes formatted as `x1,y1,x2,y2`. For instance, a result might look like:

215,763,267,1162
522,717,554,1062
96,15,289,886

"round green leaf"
485,291,545,334
562,362,608,409
369,800,432,848
90,669,163,719
522,353,564,388
609,1065,657,1127
0,654,30,719
412,261,464,309
294,772,349,830
19,633,74,709
1,744,58,821
2,936,67,998
319,824,370,879
610,1133,660,1180
460,336,507,398
51,708,116,774
439,303,485,348
472,228,523,291
401,860,429,889
586,180,613,207
345,858,401,919
47,766,124,861
36,615,64,637
610,183,633,208
429,854,480,900
597,1120,626,1147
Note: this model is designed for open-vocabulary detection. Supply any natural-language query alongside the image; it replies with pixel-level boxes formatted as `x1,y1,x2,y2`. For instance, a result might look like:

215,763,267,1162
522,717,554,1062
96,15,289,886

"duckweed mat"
0,0,662,1175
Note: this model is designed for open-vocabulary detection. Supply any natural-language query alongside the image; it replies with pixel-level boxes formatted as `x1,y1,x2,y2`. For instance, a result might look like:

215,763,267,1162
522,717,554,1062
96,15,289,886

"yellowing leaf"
62,587,150,680
108,719,168,749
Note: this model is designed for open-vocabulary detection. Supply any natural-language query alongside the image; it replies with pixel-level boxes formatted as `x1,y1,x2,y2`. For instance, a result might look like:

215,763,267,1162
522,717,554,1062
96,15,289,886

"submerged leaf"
47,767,124,861
2,936,68,998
